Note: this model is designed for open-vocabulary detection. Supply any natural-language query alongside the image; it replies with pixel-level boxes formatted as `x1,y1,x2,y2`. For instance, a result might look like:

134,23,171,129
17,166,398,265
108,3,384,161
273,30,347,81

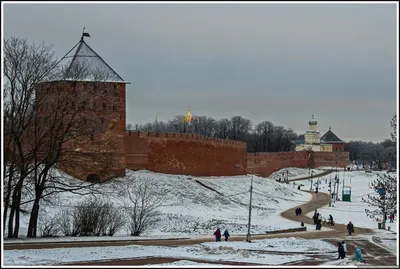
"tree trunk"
8,181,21,238
13,189,22,238
7,207,15,238
382,198,386,230
27,200,40,237
3,162,15,233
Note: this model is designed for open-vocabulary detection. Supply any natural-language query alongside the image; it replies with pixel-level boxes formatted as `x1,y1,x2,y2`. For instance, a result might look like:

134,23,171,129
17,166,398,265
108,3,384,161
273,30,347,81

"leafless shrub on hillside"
125,177,167,236
70,208,82,236
67,196,125,236
106,209,126,236
57,208,73,236
38,212,60,237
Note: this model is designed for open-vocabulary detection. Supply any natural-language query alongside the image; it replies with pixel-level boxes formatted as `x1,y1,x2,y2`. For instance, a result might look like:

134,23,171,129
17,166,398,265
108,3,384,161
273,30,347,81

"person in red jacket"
214,228,221,242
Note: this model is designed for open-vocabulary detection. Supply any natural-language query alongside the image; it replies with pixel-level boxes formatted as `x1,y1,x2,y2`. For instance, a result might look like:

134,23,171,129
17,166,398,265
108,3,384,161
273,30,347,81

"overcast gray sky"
3,3,398,142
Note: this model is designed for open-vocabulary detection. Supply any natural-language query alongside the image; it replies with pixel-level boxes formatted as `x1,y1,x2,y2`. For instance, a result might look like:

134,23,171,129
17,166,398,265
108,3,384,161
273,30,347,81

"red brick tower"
36,32,129,181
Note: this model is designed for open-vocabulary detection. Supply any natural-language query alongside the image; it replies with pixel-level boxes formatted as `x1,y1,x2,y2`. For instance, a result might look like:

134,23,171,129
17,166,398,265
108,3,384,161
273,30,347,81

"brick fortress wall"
125,131,248,177
247,151,350,177
247,151,313,177
313,151,349,168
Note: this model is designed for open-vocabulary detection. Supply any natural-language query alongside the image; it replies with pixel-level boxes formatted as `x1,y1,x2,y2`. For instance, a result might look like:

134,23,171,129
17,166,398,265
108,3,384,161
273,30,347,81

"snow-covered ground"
291,170,398,233
269,167,327,180
3,237,337,266
3,167,397,266
4,168,313,240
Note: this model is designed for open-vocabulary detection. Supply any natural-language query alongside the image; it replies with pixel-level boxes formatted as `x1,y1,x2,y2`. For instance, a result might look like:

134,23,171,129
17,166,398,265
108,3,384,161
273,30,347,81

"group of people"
213,228,230,242
313,212,322,230
338,240,365,263
337,241,347,259
295,207,303,216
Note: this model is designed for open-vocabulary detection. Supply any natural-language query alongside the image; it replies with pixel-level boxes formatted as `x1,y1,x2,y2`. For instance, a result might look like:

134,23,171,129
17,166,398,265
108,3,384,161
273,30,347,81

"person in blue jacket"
355,246,365,263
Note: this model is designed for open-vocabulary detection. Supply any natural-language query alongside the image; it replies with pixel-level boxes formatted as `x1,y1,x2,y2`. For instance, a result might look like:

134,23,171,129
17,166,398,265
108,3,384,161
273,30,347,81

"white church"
295,115,345,152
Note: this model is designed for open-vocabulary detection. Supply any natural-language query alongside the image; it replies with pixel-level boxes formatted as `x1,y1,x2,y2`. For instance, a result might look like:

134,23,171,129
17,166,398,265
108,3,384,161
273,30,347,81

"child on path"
355,246,365,263
223,229,230,241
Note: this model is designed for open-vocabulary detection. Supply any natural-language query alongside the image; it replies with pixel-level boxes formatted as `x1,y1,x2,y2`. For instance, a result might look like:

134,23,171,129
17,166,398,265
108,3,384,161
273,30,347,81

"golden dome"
184,108,192,123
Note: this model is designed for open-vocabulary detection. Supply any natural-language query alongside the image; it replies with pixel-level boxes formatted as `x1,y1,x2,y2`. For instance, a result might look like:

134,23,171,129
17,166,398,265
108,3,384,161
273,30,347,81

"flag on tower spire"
82,26,90,39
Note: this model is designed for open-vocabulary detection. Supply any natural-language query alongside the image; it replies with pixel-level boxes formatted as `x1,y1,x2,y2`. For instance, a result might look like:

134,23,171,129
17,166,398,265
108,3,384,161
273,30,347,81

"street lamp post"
310,170,315,191
236,164,254,243
336,174,340,201
329,178,332,207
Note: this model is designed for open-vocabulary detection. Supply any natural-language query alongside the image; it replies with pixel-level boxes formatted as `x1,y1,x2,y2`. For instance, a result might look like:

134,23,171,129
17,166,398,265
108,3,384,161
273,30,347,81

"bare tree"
229,116,252,141
4,36,122,238
255,121,275,152
362,174,397,230
3,37,59,237
190,116,217,137
125,179,165,236
390,114,396,142
214,118,232,139
166,115,192,134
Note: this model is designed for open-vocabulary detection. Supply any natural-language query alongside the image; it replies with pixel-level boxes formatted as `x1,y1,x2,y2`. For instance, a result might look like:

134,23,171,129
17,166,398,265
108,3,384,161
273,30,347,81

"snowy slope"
268,167,326,180
290,170,398,233
5,169,312,239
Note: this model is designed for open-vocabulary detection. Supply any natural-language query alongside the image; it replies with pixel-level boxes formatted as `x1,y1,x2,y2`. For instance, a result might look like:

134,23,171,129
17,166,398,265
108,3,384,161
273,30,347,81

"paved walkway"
281,190,374,237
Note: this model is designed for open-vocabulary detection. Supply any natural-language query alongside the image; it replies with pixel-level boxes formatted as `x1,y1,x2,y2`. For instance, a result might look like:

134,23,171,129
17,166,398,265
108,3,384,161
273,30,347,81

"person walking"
223,229,230,241
329,214,334,226
342,241,347,258
389,214,394,223
316,218,322,230
313,212,318,224
214,228,221,242
338,242,345,259
347,221,354,236
355,246,365,263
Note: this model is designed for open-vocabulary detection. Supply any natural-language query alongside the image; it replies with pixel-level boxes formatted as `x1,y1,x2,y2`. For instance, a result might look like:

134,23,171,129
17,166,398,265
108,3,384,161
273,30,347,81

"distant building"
295,115,321,152
320,128,345,152
295,115,345,152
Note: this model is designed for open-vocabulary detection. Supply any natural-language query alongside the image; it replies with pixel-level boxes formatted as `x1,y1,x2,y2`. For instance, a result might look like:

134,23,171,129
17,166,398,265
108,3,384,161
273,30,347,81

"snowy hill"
7,169,312,239
268,167,326,180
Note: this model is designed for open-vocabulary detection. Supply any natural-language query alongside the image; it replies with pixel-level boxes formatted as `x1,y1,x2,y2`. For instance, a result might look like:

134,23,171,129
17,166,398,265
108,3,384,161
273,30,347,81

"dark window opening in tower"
103,103,106,111
113,105,116,111
87,174,101,183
